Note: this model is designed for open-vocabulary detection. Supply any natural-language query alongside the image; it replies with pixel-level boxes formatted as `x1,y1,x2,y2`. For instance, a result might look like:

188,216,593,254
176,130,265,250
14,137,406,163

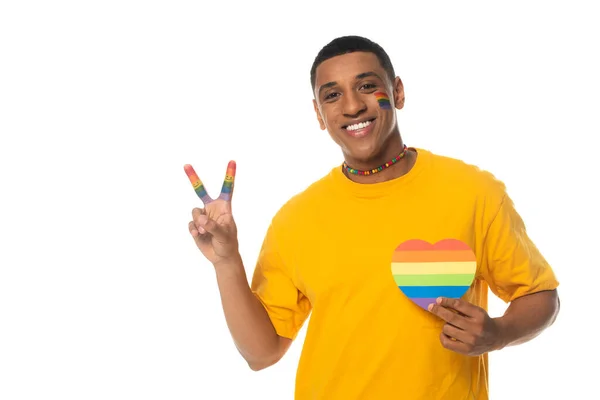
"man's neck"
342,135,417,184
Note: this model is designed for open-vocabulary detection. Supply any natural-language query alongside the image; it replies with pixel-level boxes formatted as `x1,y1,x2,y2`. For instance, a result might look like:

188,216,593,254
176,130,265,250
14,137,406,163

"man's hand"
184,161,241,267
183,160,291,370
428,297,504,357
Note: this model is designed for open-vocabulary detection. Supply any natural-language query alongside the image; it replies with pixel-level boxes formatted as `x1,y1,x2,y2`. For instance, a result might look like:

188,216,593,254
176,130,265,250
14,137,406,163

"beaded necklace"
342,144,408,176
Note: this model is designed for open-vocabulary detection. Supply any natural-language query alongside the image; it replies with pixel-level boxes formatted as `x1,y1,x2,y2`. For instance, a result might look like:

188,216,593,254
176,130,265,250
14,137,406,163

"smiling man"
187,36,560,399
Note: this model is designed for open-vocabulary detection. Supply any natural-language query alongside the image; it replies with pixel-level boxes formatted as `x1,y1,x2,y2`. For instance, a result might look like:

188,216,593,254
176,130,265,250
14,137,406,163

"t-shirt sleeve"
250,221,312,340
479,191,560,303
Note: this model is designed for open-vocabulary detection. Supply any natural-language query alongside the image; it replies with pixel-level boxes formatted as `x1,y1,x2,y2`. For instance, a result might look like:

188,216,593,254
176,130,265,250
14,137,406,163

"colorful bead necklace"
343,144,408,176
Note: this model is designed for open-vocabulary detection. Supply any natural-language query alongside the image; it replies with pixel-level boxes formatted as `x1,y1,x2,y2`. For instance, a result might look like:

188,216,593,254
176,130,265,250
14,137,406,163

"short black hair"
310,35,396,93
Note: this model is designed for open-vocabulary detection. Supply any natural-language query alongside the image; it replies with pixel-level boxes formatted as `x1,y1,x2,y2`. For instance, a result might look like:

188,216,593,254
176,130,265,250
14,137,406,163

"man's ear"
393,77,405,110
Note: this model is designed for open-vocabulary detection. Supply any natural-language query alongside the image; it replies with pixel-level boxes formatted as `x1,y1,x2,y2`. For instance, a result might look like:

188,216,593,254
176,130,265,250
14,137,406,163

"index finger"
218,160,236,201
434,297,477,317
184,164,213,204
428,301,469,329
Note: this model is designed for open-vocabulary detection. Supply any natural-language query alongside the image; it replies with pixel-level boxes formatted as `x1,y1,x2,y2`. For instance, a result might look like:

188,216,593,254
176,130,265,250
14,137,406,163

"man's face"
313,51,404,162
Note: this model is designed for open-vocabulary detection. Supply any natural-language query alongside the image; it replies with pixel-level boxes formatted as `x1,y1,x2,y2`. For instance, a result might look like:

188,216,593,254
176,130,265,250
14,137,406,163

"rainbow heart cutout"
391,239,476,310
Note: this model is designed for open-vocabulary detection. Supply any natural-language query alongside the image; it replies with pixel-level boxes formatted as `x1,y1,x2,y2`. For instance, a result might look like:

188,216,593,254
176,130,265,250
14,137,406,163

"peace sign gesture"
185,161,240,266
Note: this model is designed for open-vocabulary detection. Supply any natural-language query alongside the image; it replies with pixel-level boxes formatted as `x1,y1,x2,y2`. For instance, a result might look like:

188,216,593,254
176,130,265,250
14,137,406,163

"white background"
1,1,598,399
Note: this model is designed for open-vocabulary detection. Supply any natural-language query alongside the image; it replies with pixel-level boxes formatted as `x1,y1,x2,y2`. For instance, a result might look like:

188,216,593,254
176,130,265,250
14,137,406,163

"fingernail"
428,303,434,311
198,226,206,234
436,297,442,304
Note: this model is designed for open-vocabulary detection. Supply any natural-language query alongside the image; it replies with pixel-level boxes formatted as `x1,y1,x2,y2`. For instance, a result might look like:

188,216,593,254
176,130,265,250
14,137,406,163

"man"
186,36,560,399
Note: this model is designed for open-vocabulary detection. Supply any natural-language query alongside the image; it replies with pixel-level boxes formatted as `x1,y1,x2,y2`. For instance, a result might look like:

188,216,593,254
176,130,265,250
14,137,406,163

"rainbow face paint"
218,161,236,201
374,92,392,110
184,164,213,204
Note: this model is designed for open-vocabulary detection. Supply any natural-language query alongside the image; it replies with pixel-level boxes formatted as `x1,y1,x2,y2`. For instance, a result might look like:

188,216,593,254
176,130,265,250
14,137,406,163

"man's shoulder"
426,149,507,195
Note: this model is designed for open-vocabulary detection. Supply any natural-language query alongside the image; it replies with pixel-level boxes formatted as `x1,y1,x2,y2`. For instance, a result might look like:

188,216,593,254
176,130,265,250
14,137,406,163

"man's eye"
325,92,340,100
361,83,377,90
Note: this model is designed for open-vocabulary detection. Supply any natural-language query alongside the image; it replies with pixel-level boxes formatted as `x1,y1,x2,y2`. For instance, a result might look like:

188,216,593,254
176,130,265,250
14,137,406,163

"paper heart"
391,239,476,310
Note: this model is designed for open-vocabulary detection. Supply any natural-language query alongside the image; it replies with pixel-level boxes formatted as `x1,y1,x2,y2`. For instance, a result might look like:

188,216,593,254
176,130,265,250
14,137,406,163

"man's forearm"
495,289,559,349
213,256,283,369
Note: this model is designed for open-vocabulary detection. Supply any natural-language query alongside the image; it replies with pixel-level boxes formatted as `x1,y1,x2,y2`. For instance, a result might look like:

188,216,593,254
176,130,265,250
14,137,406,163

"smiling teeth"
346,120,372,131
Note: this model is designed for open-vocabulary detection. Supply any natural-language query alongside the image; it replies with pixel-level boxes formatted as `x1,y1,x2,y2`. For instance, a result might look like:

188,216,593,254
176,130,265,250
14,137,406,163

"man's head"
311,36,405,166
310,36,396,93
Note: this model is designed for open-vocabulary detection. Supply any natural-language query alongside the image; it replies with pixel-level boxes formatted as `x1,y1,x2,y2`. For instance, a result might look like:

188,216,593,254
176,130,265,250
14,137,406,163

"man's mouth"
343,118,376,137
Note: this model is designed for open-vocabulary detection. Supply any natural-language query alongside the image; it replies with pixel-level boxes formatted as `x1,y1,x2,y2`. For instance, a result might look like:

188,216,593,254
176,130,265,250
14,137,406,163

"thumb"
199,216,229,241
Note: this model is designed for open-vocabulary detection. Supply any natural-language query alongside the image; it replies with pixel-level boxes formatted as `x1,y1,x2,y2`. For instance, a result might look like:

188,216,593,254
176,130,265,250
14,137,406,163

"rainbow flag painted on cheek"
374,92,392,109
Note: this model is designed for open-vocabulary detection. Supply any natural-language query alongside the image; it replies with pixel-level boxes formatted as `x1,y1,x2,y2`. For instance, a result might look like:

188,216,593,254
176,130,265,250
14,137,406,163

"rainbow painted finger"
391,239,476,310
184,164,213,204
218,161,236,201
374,92,392,109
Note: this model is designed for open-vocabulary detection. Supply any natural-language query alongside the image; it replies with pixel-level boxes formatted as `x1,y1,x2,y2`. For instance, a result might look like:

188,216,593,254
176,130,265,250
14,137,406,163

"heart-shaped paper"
391,239,476,310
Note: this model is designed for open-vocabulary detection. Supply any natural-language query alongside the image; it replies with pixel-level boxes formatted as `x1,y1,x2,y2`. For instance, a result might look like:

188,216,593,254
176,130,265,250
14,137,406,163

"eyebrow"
356,71,382,81
318,71,384,97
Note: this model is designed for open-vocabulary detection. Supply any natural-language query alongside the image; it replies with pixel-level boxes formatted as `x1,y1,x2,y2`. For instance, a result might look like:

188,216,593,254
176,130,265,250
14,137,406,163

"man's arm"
432,177,562,355
213,255,292,371
185,164,294,371
495,289,560,348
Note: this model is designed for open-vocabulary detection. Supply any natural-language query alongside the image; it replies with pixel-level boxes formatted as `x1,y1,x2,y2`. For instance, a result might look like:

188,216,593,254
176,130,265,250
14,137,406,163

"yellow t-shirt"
250,148,559,400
